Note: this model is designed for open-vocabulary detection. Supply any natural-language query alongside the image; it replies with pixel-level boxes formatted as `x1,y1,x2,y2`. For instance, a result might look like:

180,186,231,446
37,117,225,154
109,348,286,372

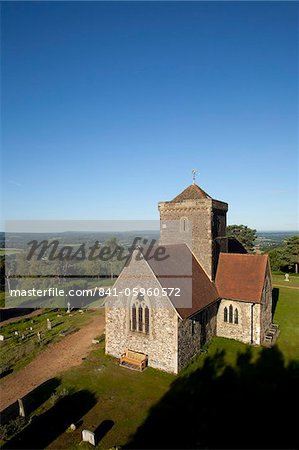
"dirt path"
0,313,104,411
273,284,299,290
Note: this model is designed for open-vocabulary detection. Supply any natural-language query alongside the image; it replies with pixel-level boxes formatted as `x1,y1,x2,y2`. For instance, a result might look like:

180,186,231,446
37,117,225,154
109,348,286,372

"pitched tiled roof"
171,184,211,202
215,253,268,303
143,244,220,319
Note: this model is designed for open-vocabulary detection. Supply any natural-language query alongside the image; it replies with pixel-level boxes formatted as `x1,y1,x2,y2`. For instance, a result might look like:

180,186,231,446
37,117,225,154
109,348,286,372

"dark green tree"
226,225,257,252
268,236,299,273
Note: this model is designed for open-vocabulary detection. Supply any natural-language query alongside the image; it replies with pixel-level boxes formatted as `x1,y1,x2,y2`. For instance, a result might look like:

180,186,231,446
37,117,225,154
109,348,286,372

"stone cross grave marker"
284,273,290,282
82,429,96,446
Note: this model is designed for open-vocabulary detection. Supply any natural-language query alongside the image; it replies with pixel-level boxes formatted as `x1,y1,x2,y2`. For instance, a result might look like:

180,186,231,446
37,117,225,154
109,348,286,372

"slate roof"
171,183,211,202
142,244,220,319
215,253,269,303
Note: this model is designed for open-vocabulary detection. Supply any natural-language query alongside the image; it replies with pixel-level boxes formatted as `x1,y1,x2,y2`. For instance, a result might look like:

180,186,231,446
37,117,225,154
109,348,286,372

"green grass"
0,249,22,256
1,286,298,449
0,309,98,376
272,273,299,287
272,286,299,361
0,292,5,308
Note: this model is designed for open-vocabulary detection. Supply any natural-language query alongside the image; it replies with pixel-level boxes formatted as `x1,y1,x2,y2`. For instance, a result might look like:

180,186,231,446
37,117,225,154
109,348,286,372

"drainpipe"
251,303,254,344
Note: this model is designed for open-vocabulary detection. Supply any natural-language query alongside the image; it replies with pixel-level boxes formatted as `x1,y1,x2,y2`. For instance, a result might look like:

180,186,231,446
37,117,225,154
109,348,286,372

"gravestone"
14,331,19,336
82,429,96,446
284,273,290,282
37,331,41,342
29,327,33,331
70,423,76,431
67,301,71,314
0,335,5,341
47,319,52,330
18,398,25,417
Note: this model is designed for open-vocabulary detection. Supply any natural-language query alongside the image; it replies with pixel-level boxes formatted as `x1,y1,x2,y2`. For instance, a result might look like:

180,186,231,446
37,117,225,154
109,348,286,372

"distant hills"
0,230,298,251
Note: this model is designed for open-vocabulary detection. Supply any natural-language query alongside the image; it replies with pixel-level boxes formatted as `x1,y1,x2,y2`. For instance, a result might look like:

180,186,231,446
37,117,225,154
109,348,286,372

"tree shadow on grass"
1,378,61,425
94,419,114,443
126,346,299,449
3,390,96,449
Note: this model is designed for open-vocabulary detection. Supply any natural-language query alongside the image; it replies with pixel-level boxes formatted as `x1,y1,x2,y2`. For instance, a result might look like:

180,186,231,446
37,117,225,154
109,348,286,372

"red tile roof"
215,253,269,303
144,244,219,319
171,183,211,202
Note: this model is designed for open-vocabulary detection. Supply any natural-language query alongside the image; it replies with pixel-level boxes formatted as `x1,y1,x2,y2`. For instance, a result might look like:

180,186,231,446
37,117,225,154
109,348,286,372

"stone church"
105,182,278,373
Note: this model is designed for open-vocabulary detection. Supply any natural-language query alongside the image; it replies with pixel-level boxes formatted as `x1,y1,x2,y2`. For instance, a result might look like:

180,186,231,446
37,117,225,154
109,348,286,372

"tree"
226,225,257,253
268,236,299,273
284,236,299,273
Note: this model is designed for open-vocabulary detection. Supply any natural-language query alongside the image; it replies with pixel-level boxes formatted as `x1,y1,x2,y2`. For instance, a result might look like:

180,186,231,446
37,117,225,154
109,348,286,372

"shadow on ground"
95,419,114,443
126,346,299,449
272,287,280,316
1,378,61,425
3,390,96,449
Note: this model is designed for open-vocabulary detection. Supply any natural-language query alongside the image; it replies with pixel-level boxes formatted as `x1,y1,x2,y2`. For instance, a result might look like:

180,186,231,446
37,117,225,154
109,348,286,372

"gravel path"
0,313,104,411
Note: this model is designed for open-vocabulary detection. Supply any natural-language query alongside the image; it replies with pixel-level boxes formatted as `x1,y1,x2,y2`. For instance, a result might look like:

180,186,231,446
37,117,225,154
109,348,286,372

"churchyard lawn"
1,285,298,449
0,309,98,377
271,272,299,288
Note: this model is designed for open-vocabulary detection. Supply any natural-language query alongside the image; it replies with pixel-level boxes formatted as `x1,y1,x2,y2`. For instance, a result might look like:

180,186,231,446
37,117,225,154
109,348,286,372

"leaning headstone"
0,335,5,341
18,398,25,417
284,273,290,282
82,429,96,446
47,319,52,330
21,333,25,340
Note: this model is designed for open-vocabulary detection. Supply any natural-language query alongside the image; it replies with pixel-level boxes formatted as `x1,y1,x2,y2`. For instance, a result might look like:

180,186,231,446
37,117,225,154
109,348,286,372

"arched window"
180,217,189,232
224,307,228,322
138,306,143,332
145,306,149,334
131,304,136,331
234,308,239,324
130,291,150,334
229,304,233,323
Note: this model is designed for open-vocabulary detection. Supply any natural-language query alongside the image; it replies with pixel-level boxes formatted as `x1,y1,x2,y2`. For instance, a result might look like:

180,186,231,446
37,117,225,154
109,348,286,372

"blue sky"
1,1,298,231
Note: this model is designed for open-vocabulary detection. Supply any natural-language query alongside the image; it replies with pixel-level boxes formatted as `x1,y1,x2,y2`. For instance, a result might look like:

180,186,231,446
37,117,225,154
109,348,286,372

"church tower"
158,182,228,280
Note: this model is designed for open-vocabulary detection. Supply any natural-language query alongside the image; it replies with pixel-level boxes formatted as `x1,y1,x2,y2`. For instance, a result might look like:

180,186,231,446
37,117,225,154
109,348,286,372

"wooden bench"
120,349,147,371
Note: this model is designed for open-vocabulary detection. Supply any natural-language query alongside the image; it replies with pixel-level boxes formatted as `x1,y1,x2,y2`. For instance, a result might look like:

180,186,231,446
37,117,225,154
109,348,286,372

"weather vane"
192,169,198,185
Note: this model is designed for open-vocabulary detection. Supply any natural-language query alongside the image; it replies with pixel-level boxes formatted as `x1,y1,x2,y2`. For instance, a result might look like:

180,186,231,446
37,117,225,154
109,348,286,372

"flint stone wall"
177,302,218,371
216,299,261,345
260,272,273,344
159,198,228,280
105,252,179,373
